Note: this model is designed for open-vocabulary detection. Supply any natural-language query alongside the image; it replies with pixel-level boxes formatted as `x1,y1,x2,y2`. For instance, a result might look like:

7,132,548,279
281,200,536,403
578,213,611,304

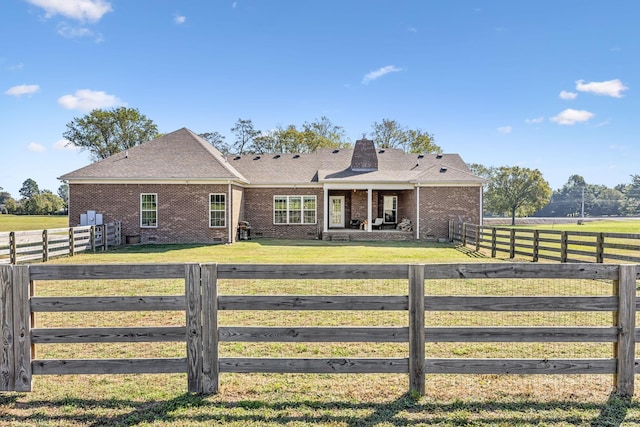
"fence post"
0,265,15,391
42,230,48,263
462,224,467,247
532,230,539,262
596,233,604,263
475,226,480,252
9,232,16,265
90,226,96,253
185,263,203,393
103,224,108,251
509,229,515,259
68,228,75,257
408,264,425,396
12,265,31,392
560,231,568,263
491,228,496,258
201,263,219,394
614,264,636,396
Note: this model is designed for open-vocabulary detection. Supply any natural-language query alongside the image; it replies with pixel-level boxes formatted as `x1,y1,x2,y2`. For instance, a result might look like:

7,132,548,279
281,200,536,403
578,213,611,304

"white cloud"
57,89,123,111
362,65,403,84
26,0,112,22
5,84,40,96
27,142,46,152
550,108,594,125
559,90,577,100
57,23,94,38
524,116,544,124
576,79,628,98
497,126,512,134
174,15,186,24
53,139,79,150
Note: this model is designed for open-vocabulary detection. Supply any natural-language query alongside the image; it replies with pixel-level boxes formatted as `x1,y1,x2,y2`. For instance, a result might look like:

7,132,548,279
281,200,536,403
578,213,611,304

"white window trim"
209,193,227,228
140,193,158,228
273,195,317,225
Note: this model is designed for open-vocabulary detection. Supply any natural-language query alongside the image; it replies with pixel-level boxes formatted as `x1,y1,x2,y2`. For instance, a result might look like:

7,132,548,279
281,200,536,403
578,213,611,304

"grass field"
2,223,640,425
0,214,68,232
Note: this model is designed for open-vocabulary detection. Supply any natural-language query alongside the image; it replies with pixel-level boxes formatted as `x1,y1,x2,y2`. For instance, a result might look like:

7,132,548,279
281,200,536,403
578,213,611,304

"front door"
329,196,345,228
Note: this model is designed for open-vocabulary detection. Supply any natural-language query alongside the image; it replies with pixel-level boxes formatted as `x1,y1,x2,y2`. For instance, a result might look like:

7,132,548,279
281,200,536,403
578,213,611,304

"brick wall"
241,188,324,239
418,186,481,240
69,183,231,244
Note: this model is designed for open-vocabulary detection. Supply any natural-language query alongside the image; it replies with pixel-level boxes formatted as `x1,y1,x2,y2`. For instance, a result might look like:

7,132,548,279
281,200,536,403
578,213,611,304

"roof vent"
436,154,443,159
440,167,448,173
253,156,261,160
293,154,300,159
417,154,424,159
332,149,340,154
233,156,241,160
378,149,385,154
273,154,281,159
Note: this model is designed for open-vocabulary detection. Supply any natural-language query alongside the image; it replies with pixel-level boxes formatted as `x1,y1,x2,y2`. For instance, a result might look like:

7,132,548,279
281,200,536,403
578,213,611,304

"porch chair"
371,217,384,230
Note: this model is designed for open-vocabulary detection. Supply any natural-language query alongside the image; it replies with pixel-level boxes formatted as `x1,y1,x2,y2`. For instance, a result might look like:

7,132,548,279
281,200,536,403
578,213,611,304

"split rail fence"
0,262,638,396
0,222,121,265
451,221,640,264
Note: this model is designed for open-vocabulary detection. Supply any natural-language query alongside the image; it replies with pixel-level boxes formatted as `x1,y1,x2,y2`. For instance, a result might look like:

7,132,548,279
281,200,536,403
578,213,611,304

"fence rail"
450,221,640,263
0,262,637,396
0,222,121,265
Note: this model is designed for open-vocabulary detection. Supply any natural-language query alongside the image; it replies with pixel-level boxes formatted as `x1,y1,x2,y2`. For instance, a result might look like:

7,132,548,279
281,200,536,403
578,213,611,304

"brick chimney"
350,137,378,171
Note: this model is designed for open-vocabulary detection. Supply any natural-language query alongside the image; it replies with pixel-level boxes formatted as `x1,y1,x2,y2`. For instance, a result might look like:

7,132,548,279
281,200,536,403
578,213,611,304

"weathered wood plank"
604,242,640,251
421,263,618,279
423,358,616,374
12,265,31,391
217,264,409,280
185,263,202,393
31,326,186,343
31,296,185,312
218,296,408,311
616,265,636,396
201,263,218,394
32,358,187,375
604,253,640,263
0,266,14,391
219,327,409,342
28,264,185,280
219,357,408,373
425,327,617,342
425,296,617,311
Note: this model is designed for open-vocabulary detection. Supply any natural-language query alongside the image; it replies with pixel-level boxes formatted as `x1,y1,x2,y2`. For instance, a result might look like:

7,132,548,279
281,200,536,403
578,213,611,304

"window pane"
303,211,316,224
303,196,316,210
289,196,302,210
289,211,302,224
274,211,287,224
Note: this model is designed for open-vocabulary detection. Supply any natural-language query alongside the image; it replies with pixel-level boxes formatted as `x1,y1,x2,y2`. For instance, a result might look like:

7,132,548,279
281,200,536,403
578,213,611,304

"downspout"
415,185,420,240
323,186,329,233
479,186,483,226
228,181,232,243
367,188,372,232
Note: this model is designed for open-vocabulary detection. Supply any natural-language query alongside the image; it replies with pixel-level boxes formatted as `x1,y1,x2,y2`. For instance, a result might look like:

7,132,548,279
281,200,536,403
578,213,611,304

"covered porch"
322,184,418,239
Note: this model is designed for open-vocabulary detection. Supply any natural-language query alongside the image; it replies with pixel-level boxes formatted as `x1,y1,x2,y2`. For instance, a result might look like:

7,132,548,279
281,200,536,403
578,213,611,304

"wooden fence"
451,221,640,263
0,262,637,396
0,222,121,265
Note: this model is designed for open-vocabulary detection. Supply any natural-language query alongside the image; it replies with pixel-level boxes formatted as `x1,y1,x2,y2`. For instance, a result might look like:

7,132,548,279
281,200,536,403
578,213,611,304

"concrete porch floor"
322,229,414,242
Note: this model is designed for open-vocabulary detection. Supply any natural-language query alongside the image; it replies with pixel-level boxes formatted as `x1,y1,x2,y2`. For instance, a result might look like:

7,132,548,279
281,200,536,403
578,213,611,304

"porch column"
323,187,329,233
415,186,420,239
367,187,372,232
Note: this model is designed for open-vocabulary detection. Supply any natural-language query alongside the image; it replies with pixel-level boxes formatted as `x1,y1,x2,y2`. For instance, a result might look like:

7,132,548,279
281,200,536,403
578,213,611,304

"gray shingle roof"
60,128,247,182
60,128,484,186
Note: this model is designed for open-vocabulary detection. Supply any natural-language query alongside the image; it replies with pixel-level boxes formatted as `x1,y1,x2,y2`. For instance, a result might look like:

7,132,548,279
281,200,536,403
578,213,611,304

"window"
209,194,226,228
383,195,397,223
273,195,317,224
140,193,157,227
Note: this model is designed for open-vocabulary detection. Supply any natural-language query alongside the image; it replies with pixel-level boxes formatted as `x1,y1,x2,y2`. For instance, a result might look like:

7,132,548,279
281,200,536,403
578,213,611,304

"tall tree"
231,118,260,155
199,131,230,155
57,184,69,210
19,178,40,199
301,116,350,151
407,129,441,154
484,166,552,225
621,174,640,215
63,107,159,161
370,119,408,151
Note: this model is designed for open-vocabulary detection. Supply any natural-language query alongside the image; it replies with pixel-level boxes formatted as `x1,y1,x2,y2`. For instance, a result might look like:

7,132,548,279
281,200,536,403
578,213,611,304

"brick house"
60,128,484,244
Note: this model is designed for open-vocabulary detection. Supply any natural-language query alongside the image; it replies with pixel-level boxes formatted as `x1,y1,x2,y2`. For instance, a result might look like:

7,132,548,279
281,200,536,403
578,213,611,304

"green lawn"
0,214,68,232
2,235,639,425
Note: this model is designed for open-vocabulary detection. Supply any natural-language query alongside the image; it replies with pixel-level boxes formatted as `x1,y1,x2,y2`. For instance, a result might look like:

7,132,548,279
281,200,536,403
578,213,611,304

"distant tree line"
0,180,67,215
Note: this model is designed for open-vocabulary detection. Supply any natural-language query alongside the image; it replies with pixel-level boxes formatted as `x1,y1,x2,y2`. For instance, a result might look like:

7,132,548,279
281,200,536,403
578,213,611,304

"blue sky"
1,0,638,197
